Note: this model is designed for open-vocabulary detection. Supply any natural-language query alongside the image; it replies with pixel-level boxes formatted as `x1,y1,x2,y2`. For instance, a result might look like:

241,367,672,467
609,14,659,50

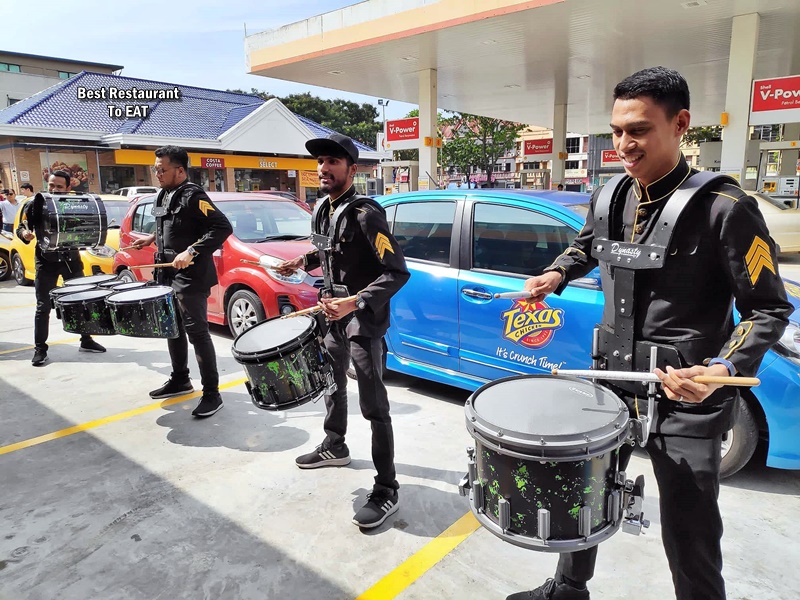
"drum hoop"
58,290,114,304
106,287,174,305
232,316,317,362
465,374,629,455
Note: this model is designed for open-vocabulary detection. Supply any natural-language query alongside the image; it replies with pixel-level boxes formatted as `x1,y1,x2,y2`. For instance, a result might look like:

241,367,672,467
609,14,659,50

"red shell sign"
524,139,553,155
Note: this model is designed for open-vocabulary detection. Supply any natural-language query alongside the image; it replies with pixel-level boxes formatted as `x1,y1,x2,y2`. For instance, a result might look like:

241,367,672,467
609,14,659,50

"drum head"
106,286,173,304
110,282,148,292
51,283,96,297
466,375,628,458
233,316,315,358
64,274,117,287
58,289,114,303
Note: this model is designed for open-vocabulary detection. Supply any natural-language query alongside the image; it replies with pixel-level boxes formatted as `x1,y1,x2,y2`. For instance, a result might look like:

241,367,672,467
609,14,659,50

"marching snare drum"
231,315,335,411
460,374,645,553
63,273,118,287
32,192,107,251
49,283,97,317
105,286,178,339
58,289,116,336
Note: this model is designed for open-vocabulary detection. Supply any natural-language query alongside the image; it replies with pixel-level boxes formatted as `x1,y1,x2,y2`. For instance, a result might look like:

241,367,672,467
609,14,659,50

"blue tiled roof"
0,71,376,151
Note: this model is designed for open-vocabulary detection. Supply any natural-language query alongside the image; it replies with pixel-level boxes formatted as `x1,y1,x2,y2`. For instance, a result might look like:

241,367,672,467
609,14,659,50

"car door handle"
462,288,493,300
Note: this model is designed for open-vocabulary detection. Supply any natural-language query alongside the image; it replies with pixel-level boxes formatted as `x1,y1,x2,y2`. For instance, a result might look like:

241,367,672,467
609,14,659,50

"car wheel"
227,289,265,337
346,338,388,380
117,268,137,283
11,253,32,286
720,397,759,479
0,252,10,281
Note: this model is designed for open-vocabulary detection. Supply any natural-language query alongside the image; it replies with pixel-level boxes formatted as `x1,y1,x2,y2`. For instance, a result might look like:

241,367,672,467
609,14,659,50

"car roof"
133,191,302,204
378,188,591,207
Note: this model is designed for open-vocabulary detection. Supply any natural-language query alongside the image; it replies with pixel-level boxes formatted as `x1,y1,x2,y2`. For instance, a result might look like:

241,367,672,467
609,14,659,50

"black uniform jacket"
545,157,793,435
304,186,410,338
16,197,81,265
156,181,232,294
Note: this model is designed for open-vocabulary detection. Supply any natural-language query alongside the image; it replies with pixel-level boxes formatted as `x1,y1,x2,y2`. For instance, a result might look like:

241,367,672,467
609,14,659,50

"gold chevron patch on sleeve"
745,236,775,286
198,200,215,216
375,233,394,260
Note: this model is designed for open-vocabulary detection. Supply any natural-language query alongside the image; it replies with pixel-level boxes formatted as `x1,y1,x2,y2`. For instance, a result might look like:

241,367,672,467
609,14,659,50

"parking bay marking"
0,377,247,456
0,371,483,597
0,336,80,356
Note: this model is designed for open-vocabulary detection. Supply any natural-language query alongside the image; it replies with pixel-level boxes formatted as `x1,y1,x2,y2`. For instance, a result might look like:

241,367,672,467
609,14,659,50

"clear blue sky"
2,0,415,121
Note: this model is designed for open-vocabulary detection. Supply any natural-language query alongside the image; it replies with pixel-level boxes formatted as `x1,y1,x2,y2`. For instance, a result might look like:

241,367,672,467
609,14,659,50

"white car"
749,192,800,253
111,186,159,199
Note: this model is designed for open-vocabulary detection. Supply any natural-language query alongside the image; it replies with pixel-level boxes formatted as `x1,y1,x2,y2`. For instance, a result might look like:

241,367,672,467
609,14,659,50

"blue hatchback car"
376,189,800,478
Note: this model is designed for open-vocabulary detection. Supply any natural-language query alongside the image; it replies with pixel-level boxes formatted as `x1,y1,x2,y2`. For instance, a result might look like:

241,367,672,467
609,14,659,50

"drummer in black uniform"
17,170,106,366
512,67,793,600
131,146,232,418
276,134,410,528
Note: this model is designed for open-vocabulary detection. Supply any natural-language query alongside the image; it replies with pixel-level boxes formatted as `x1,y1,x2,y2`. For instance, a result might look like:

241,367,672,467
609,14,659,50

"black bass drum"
32,192,107,251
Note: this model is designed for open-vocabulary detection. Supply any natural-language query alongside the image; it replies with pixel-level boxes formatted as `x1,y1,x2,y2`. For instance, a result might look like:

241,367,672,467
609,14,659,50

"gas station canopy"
246,0,800,132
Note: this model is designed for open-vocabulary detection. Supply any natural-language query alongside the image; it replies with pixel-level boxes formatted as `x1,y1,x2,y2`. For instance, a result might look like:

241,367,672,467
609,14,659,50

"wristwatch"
355,293,367,311
187,246,199,258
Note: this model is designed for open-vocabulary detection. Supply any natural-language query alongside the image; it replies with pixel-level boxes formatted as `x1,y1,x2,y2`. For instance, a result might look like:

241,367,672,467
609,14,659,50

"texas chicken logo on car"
500,298,565,349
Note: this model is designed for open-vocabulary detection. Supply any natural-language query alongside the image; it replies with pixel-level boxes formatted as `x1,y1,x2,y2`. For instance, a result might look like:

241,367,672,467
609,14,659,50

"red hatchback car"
113,192,322,336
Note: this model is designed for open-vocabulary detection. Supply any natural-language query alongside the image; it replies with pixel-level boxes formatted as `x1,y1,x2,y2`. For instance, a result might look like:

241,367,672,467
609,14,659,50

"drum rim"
232,315,317,362
465,374,630,459
50,284,96,296
106,285,174,304
57,289,115,304
63,274,117,286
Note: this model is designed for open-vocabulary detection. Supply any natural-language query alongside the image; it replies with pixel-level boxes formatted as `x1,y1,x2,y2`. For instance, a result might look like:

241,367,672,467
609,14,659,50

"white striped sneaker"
353,490,399,528
295,443,351,469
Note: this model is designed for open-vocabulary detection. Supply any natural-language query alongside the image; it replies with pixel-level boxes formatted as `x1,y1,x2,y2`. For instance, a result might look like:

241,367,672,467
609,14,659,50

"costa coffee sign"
750,75,800,126
201,157,225,168
384,118,420,151
524,138,553,155
601,149,622,167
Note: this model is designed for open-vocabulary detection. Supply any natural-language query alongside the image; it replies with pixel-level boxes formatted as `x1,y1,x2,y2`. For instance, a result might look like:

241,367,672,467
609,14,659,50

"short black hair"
155,145,189,170
20,183,34,191
51,170,71,188
613,66,690,119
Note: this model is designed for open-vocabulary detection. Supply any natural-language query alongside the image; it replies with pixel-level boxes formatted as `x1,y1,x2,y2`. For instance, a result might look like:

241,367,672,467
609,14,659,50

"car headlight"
256,254,306,285
87,245,116,258
773,321,800,365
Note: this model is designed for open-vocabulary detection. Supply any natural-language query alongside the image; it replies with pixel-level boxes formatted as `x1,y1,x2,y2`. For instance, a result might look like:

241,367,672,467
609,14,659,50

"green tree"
682,126,723,145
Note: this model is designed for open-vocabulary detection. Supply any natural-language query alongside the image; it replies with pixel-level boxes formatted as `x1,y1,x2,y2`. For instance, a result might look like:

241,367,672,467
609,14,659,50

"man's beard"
320,178,345,196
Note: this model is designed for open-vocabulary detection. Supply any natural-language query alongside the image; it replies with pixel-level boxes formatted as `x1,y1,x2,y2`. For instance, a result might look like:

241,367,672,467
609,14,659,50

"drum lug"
498,497,511,531
621,474,650,536
536,508,550,542
577,505,592,539
472,479,485,512
608,490,622,524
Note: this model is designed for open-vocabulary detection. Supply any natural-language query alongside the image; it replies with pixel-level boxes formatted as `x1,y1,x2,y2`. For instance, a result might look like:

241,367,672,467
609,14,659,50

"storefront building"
0,71,383,199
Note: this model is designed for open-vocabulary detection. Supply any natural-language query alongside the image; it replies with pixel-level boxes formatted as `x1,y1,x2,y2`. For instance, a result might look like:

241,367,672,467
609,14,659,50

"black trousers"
34,256,92,351
322,320,398,493
556,432,725,600
167,290,219,393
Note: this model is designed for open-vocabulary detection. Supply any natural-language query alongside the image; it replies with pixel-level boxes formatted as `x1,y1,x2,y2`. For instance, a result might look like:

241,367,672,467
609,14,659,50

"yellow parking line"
0,377,247,456
0,336,81,355
355,511,481,600
0,303,36,310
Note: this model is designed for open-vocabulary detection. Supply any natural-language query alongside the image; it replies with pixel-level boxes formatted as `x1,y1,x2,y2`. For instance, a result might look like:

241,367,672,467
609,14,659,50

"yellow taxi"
10,194,131,285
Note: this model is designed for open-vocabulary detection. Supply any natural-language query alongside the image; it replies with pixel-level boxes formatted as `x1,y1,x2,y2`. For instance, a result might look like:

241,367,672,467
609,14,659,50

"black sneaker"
352,489,399,529
31,349,48,366
79,338,106,353
191,392,223,418
149,378,193,399
295,443,351,469
506,579,590,600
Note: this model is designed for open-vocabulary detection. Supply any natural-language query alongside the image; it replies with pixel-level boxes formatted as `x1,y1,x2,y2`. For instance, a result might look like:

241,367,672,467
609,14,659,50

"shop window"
565,160,580,170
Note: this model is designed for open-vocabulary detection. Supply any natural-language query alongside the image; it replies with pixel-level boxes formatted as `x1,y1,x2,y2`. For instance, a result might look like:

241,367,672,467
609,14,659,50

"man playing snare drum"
514,67,792,600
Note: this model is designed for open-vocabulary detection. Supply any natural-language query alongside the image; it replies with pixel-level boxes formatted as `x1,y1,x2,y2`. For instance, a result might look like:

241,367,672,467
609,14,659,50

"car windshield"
104,202,131,228
221,200,311,242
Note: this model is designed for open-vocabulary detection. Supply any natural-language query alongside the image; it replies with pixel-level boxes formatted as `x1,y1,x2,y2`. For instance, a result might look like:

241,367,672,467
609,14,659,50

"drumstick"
550,368,760,387
133,261,194,269
280,295,358,319
118,245,137,251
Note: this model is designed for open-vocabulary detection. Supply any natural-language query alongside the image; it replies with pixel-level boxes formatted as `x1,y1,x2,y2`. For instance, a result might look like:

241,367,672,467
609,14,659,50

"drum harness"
589,170,736,447
152,183,202,285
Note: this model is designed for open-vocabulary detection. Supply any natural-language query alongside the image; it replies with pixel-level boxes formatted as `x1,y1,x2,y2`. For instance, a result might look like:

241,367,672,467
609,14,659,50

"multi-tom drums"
50,283,96,315
105,286,179,338
32,192,107,251
63,274,118,287
58,289,116,335
460,374,647,553
231,315,335,411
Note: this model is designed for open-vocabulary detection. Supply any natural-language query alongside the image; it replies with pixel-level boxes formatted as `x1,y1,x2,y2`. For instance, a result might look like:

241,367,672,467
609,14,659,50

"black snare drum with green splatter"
106,286,178,339
464,375,631,552
58,289,116,335
232,315,332,411
49,283,96,315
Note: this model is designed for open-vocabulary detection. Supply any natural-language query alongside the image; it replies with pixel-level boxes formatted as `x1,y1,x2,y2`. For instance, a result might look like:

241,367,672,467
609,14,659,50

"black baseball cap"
305,133,359,163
